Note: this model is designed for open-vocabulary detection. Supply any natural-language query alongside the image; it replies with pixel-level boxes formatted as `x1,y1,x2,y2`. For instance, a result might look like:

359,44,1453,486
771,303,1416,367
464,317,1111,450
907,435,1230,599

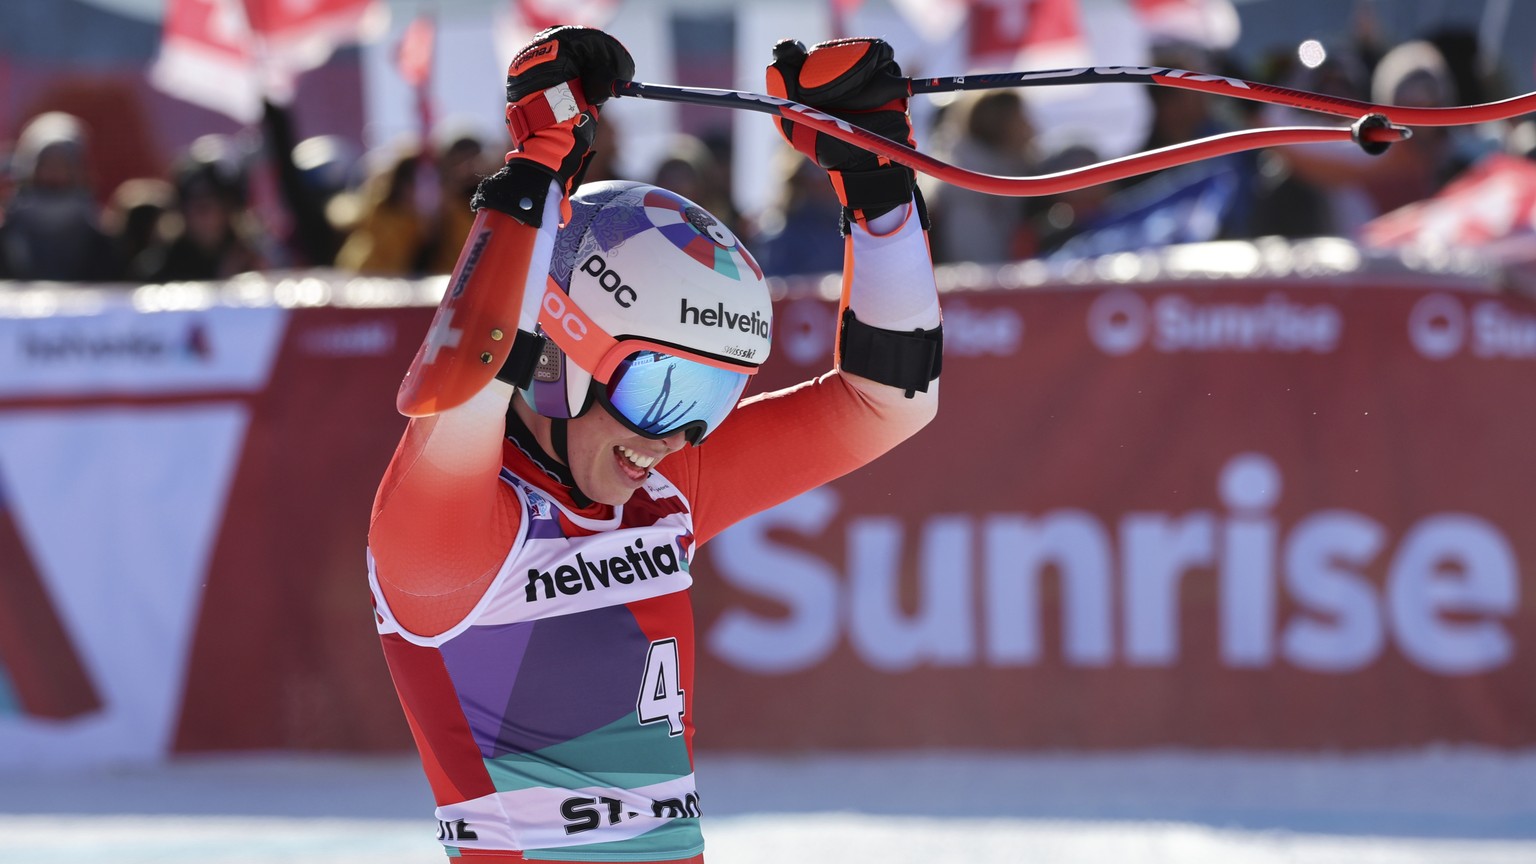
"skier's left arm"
662,38,941,543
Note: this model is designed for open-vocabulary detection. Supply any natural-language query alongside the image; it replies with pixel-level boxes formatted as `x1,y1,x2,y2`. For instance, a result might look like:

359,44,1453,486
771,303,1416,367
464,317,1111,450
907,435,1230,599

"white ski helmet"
521,181,772,442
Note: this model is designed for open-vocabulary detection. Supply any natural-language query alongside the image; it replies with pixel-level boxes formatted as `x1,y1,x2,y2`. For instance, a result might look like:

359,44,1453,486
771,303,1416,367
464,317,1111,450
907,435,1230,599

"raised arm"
369,27,635,635
667,38,942,543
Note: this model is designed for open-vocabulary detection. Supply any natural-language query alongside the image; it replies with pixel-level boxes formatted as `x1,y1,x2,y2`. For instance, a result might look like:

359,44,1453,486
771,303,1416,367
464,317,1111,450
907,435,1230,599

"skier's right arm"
369,27,634,636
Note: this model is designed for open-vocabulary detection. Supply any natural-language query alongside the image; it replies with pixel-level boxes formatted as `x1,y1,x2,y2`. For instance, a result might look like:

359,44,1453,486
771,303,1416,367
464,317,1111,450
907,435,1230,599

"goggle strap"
537,279,620,376
538,281,760,383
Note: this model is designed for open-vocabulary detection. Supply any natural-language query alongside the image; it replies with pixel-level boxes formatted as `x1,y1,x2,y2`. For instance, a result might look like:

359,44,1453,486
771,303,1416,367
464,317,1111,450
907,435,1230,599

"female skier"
368,26,942,861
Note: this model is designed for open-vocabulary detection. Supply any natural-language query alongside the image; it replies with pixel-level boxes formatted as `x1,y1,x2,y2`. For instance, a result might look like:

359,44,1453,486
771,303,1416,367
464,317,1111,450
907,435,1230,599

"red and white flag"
966,0,1090,73
498,0,622,47
1131,0,1240,50
396,14,436,142
512,0,622,32
150,0,386,124
1363,154,1536,269
494,0,623,76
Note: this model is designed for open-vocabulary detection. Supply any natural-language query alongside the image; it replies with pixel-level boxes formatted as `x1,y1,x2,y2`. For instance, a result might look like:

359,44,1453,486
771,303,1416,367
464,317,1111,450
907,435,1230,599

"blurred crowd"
0,100,504,284
916,25,1536,265
2,22,1535,285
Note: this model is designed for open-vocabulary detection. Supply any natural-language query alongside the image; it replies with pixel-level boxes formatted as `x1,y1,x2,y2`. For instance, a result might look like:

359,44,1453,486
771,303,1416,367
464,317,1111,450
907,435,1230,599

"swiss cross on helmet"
522,181,772,444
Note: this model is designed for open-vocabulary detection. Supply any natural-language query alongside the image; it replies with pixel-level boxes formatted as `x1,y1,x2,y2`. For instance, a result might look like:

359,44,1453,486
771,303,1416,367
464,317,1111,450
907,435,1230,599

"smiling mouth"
614,445,657,481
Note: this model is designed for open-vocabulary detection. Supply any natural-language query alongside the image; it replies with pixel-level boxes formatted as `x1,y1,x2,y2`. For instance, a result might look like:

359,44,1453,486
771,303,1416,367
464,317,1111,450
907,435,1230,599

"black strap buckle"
494,329,548,389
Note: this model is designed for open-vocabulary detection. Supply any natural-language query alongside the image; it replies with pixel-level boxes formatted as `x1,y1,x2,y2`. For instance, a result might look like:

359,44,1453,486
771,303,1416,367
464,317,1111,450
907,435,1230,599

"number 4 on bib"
637,638,686,736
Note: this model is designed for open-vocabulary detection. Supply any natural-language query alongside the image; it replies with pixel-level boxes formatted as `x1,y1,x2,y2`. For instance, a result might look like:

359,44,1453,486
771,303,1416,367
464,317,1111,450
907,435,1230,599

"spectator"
0,147,14,228
0,112,113,281
650,133,743,240
1115,40,1258,240
699,128,739,228
1031,143,1112,255
103,177,174,283
748,147,844,278
416,125,492,274
260,101,357,269
1138,42,1239,153
1361,40,1458,210
143,135,266,282
925,90,1036,263
1248,44,1375,238
1511,119,1536,161
1261,40,1457,237
334,143,425,276
581,111,627,184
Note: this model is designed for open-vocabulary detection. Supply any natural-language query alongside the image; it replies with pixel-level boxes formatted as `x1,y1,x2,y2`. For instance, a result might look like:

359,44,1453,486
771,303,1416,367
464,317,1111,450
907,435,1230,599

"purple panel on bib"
523,515,565,540
493,604,647,756
438,621,536,759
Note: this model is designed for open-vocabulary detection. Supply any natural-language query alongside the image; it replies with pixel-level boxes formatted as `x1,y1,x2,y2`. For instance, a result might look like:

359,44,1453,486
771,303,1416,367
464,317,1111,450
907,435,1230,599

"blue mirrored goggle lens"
604,351,749,442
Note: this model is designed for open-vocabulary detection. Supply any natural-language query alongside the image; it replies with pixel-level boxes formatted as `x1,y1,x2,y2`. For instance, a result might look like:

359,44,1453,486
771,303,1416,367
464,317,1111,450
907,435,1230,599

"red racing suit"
369,190,939,862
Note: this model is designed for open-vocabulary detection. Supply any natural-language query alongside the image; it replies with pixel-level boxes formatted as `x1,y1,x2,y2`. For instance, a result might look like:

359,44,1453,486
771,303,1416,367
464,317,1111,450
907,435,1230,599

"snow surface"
1,749,1534,863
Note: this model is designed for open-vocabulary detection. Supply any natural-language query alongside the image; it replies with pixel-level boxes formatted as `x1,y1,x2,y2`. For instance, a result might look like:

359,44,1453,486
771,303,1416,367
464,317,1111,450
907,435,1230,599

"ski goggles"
595,346,750,444
539,285,757,444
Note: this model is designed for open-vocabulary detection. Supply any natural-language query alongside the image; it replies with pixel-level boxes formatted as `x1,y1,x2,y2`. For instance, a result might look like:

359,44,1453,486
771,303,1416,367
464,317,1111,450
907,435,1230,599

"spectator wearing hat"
0,112,113,281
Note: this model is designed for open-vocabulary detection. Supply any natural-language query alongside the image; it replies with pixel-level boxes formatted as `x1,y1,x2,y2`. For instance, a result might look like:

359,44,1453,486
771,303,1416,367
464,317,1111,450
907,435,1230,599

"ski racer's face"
566,401,689,505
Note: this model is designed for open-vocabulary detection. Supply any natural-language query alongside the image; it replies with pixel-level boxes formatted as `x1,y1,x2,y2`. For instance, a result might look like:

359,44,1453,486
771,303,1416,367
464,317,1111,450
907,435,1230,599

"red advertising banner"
691,277,1536,750
1,259,1533,766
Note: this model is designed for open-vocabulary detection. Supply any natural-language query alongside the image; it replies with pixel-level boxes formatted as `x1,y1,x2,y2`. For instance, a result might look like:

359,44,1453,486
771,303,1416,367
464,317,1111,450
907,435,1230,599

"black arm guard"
838,308,943,398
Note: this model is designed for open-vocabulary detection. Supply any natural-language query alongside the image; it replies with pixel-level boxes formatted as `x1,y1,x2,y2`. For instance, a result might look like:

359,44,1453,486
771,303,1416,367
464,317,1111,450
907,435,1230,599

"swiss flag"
150,0,385,123
967,0,1090,73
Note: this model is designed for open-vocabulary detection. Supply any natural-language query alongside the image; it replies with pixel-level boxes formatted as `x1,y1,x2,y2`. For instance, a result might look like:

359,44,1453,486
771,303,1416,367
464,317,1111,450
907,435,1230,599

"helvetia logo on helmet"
679,299,770,338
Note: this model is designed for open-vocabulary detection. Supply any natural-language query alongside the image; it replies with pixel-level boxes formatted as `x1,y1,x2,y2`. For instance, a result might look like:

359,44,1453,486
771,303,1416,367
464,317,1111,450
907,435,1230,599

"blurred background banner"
1,254,1532,768
0,294,290,765
697,270,1536,751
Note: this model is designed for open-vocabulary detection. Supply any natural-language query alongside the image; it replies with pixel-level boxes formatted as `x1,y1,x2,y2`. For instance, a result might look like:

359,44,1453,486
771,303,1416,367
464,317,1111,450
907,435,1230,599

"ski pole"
610,79,1409,197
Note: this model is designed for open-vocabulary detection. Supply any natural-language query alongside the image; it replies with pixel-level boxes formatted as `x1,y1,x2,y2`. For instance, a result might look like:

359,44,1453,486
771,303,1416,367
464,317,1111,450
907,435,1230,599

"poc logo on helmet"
581,254,638,308
541,289,588,343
